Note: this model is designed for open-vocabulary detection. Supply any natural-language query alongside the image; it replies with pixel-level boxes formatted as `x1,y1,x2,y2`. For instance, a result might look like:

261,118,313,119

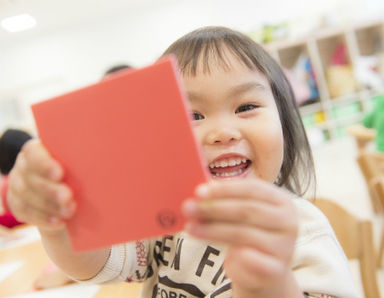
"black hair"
162,26,315,196
103,64,132,77
0,129,32,175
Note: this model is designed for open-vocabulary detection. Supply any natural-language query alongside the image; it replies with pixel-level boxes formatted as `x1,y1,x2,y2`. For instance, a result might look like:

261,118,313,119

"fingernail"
49,217,59,224
49,167,61,180
56,188,69,203
195,184,209,198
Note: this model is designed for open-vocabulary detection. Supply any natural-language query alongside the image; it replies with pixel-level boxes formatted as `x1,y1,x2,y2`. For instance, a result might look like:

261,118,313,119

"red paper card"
32,56,208,251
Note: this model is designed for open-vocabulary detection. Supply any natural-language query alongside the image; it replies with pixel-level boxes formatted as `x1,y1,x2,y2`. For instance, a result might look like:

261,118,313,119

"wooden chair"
357,152,384,213
347,124,377,154
348,124,384,214
313,199,380,298
356,152,384,267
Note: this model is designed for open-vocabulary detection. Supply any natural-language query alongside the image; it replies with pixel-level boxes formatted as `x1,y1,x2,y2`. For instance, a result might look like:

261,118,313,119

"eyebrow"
187,82,267,102
227,82,267,97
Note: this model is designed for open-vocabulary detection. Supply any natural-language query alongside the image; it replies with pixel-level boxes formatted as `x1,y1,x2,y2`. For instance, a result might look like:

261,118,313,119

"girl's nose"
206,126,241,145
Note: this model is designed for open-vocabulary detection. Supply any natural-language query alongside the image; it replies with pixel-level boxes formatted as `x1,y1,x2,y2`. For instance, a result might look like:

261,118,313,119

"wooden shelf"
264,19,384,145
299,101,323,115
330,93,361,107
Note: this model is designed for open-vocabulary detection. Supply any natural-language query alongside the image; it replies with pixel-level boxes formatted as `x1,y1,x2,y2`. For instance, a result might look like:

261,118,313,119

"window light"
1,14,36,33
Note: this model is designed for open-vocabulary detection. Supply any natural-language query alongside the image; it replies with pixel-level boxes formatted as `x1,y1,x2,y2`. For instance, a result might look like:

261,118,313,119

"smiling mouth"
208,156,251,178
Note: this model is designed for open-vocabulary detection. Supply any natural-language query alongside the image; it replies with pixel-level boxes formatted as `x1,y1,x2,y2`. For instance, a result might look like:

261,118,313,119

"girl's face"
183,54,284,183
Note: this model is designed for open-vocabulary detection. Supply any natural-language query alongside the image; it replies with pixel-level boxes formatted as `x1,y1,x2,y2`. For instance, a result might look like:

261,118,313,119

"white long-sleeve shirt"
80,197,361,298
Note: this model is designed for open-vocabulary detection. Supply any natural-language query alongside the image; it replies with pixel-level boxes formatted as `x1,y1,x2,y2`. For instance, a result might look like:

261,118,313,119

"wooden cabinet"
264,20,384,145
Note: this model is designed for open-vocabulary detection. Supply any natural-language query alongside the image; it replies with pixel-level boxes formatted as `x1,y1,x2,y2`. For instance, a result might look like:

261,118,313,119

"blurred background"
0,0,383,134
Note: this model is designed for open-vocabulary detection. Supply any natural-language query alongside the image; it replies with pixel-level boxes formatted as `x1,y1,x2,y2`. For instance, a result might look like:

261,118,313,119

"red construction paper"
32,56,208,252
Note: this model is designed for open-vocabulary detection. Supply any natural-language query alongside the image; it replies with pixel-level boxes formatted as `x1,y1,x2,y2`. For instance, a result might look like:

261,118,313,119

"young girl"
7,27,359,298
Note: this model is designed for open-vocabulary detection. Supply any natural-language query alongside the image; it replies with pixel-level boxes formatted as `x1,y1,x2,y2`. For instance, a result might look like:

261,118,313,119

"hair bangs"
163,28,256,76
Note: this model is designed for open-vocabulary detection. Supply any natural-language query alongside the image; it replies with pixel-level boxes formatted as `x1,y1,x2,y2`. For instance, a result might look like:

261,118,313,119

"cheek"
270,130,285,175
192,124,207,155
192,124,203,144
252,121,284,182
193,125,211,165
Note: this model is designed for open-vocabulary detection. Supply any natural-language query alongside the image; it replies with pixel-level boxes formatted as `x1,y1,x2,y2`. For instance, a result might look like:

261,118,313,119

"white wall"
0,0,383,130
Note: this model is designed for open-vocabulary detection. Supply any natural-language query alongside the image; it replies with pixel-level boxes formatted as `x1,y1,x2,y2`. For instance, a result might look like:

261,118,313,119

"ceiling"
0,0,178,45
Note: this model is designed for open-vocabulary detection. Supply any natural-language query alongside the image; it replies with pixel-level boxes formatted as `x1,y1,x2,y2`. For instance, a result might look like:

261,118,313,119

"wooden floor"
0,238,142,298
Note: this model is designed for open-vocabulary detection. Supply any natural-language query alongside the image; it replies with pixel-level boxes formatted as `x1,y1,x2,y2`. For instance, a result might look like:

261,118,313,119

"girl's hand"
182,179,302,298
7,140,76,232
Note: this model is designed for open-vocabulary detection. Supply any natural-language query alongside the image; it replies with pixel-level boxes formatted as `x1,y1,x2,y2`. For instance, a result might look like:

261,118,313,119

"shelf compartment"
262,20,384,143
277,44,308,69
355,23,384,56
317,34,352,70
277,43,320,106
316,34,358,99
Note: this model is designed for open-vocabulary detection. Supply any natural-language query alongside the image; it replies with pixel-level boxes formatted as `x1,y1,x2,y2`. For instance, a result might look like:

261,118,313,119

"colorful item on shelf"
327,43,358,98
314,111,326,123
283,68,311,105
304,57,319,100
362,94,384,152
332,102,361,120
330,43,348,65
248,23,289,44
355,55,384,89
326,65,357,98
285,53,319,105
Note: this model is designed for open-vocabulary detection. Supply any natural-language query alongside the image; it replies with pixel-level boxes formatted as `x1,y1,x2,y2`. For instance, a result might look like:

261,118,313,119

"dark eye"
192,112,204,121
235,104,258,114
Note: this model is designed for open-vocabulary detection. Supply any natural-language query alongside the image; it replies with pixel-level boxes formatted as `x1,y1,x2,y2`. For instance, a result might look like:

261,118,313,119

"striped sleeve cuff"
75,244,126,284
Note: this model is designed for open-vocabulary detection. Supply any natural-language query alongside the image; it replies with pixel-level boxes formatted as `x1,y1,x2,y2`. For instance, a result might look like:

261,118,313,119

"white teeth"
214,169,244,177
228,159,237,166
209,157,248,169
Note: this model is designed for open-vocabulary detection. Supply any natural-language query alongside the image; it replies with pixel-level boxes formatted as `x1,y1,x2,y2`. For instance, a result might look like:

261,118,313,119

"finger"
20,204,66,229
11,149,74,217
24,188,76,220
185,221,295,259
9,172,76,221
21,139,63,181
24,173,75,216
9,184,76,223
195,179,290,205
225,247,285,288
182,199,285,230
8,187,69,227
